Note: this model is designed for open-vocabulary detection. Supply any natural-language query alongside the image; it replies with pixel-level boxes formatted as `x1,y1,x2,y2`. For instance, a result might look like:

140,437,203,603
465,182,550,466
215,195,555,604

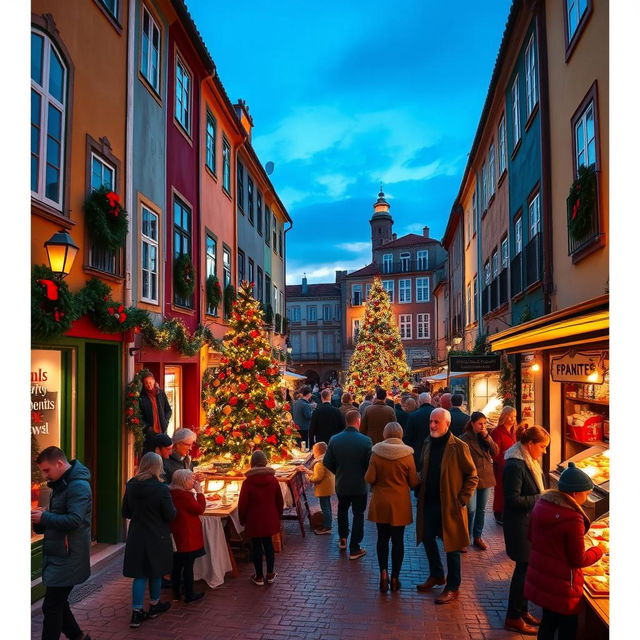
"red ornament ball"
215,435,225,445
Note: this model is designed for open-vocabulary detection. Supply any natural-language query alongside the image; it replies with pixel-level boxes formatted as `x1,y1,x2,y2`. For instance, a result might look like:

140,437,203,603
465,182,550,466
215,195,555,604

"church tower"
370,187,394,258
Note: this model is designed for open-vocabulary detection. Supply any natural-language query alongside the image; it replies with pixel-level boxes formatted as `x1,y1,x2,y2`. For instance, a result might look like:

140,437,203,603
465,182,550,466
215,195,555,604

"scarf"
505,441,545,493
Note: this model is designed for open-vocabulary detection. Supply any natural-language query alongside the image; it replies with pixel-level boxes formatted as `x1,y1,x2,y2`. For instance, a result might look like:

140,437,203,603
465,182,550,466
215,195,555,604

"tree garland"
125,369,150,454
568,165,597,242
140,317,222,357
84,187,128,250
223,284,236,318
497,353,515,407
32,265,76,339
206,274,222,311
173,253,196,300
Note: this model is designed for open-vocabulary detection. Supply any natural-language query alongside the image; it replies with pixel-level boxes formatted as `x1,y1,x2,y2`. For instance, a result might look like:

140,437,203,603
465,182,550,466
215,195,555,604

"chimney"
301,275,309,295
423,226,430,238
335,270,347,283
234,99,253,141
392,233,397,241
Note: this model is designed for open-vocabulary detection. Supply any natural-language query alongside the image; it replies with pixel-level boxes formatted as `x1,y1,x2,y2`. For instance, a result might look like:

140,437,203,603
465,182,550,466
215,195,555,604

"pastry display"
584,516,609,597
574,451,610,485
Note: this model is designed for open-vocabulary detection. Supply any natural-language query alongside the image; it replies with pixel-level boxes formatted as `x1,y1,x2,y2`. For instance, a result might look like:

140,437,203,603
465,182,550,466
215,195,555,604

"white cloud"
277,187,313,209
316,173,356,198
336,241,370,253
286,255,371,285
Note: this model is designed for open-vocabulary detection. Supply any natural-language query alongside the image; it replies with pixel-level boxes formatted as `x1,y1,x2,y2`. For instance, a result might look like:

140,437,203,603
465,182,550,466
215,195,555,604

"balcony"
567,179,601,256
380,259,428,274
524,233,543,288
510,252,523,297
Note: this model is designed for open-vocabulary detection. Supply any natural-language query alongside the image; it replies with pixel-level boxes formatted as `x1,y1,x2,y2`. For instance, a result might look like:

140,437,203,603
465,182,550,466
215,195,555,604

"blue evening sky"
186,0,512,284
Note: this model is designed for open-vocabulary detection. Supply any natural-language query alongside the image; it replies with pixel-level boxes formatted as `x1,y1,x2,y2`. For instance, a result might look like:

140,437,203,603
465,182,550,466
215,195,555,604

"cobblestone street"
32,491,537,640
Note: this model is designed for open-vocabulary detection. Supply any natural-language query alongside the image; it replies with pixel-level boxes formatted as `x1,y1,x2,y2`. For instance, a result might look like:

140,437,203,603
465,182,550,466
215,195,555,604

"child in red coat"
525,462,605,639
169,469,206,603
238,450,284,586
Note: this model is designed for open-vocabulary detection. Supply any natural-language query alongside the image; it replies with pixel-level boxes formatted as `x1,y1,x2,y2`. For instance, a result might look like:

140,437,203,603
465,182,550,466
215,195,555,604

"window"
352,284,362,306
481,163,488,211
498,116,507,175
323,333,333,355
238,249,245,285
290,333,300,354
575,101,596,169
175,56,191,134
273,287,278,318
525,35,538,117
264,273,271,306
529,193,541,237
91,153,114,191
256,192,263,234
400,252,411,272
353,319,360,342
511,74,521,145
416,277,430,302
323,305,331,322
466,285,472,325
205,111,216,173
307,333,317,354
501,237,509,269
382,280,394,302
335,304,340,320
31,30,67,209
399,279,411,303
484,261,491,286
279,229,283,257
399,314,412,340
141,205,158,303
288,306,300,322
265,206,271,246
237,161,244,212
472,190,478,235
488,144,495,196
567,0,589,42
222,138,231,192
89,154,118,273
223,247,231,289
473,276,478,319
416,250,428,270
515,217,523,254
272,214,277,248
173,197,192,307
248,258,255,295
206,234,217,314
492,250,499,278
383,254,392,273
247,177,254,224
100,0,118,17
417,313,431,339
257,267,263,302
308,306,317,322
141,6,160,93
365,283,372,300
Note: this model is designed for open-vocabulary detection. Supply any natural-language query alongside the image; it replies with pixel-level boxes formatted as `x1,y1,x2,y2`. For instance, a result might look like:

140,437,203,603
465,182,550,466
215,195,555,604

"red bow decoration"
106,191,120,216
53,310,65,322
571,199,580,220
37,279,59,302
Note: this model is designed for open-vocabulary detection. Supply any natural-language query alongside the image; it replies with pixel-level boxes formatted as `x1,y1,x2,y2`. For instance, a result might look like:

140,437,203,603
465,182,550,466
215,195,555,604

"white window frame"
352,319,360,342
501,237,509,269
575,101,596,169
481,162,488,211
290,306,300,322
515,217,523,254
140,204,159,304
222,138,231,192
498,115,507,175
352,284,362,306
492,251,499,279
365,283,372,300
323,333,333,355
399,278,411,303
307,305,317,322
488,143,495,196
205,110,216,174
323,304,331,322
473,275,478,319
400,252,411,272
307,333,318,354
382,254,392,274
90,153,115,192
175,55,192,135
512,74,521,145
31,30,67,210
525,35,538,117
472,190,477,235
382,280,394,302
416,277,430,302
141,6,161,93
290,333,301,354
416,249,428,270
399,314,412,340
100,0,119,17
529,193,541,237
417,313,431,339
484,262,491,287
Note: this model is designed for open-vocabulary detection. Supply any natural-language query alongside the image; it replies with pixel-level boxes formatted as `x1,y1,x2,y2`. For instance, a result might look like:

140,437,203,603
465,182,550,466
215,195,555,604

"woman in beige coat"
365,422,420,593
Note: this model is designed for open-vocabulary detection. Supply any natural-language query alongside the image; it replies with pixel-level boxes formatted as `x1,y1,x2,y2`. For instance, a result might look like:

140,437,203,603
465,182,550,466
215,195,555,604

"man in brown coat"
361,388,396,445
415,408,478,604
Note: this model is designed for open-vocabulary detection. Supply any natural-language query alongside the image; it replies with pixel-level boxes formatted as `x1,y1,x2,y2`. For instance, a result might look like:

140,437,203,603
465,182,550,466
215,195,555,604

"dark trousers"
297,430,309,449
537,608,578,640
337,494,367,553
375,523,405,577
42,586,83,640
507,561,529,618
422,501,461,591
171,553,195,598
251,537,275,578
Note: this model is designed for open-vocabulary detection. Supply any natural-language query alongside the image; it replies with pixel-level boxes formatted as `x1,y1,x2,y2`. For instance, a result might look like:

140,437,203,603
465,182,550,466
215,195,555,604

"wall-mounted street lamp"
44,229,79,280
452,336,463,346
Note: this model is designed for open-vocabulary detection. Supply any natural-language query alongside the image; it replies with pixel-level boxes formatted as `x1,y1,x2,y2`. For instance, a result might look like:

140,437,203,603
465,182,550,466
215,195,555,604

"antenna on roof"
265,161,275,175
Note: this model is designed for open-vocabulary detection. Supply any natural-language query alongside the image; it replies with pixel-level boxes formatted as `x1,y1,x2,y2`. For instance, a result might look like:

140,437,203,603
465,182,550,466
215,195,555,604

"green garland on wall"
497,353,516,407
31,265,76,339
125,369,150,455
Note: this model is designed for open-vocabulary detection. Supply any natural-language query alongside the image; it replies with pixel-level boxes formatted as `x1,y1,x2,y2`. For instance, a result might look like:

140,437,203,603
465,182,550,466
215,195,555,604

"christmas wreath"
568,165,597,242
84,187,128,250
206,274,222,311
173,253,196,300
223,284,236,318
125,369,150,454
32,265,76,339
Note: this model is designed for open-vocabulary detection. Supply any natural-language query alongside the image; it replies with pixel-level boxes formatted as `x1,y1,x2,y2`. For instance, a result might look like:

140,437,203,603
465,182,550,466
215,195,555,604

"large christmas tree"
345,277,412,402
199,281,297,468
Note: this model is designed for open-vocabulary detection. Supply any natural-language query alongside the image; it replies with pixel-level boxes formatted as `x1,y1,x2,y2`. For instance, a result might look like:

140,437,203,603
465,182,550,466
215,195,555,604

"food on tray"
574,451,610,485
583,565,606,576
584,575,609,595
207,494,222,501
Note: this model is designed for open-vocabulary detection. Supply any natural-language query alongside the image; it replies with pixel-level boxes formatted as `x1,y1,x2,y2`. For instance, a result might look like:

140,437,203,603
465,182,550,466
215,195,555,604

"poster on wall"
31,349,62,454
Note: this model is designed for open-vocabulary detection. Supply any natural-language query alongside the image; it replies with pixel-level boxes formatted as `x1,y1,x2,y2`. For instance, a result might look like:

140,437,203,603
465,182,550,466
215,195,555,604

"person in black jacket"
309,389,345,445
402,392,434,471
139,372,172,454
122,452,176,629
449,394,470,437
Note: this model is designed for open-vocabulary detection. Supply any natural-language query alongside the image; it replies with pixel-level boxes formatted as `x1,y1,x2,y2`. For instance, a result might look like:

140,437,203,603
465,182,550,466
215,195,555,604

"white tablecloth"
193,516,233,589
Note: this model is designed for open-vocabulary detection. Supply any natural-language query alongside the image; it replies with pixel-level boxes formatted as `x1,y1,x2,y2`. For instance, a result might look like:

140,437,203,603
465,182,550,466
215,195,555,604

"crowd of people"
31,375,605,640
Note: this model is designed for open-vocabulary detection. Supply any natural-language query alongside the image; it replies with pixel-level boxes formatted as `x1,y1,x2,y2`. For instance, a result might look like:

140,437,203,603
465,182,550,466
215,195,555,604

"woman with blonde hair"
490,405,518,525
122,452,176,629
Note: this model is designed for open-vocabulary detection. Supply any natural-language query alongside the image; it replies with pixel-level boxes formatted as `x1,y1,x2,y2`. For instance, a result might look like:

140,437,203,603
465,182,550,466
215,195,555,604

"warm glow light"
602,450,610,459
44,230,79,278
206,480,225,493
587,371,599,382
531,363,540,372
582,465,597,478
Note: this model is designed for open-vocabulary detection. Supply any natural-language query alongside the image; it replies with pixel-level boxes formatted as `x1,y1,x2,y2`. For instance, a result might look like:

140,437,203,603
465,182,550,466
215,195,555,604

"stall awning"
426,371,474,382
487,295,609,353
283,370,307,380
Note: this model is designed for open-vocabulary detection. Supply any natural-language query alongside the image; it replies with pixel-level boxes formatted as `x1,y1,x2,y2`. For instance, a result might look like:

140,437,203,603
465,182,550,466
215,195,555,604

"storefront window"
164,366,181,438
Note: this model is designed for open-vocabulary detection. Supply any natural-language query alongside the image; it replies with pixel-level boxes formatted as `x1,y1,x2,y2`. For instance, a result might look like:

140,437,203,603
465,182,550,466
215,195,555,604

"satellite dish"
265,161,275,175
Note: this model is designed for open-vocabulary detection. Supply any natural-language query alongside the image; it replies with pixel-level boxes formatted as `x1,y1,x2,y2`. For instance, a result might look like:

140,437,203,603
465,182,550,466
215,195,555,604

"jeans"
537,608,578,640
42,586,83,640
375,523,405,577
132,577,161,610
422,501,461,591
467,487,491,539
251,537,275,578
171,553,196,597
507,561,529,618
337,494,367,553
319,496,332,530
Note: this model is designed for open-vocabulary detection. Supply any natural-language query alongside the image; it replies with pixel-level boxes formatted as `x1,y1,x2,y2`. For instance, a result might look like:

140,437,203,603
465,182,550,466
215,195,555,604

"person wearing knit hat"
524,462,604,640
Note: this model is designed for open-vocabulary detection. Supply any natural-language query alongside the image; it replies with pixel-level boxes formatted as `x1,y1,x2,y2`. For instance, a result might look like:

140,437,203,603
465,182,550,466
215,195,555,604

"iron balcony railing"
380,259,429,274
291,352,341,361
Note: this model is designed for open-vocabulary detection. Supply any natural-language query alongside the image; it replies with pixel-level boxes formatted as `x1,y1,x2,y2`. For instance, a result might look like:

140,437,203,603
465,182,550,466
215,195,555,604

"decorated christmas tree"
199,281,297,468
345,277,412,402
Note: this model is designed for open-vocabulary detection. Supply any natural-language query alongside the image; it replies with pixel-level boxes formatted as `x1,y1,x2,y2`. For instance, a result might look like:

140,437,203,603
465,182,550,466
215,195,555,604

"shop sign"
550,350,608,384
31,349,62,450
449,354,501,372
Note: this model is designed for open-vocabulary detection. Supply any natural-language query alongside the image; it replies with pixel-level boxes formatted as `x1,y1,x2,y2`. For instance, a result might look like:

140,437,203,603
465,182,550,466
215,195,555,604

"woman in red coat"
525,462,604,639
169,469,206,603
238,450,284,586
490,406,517,524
